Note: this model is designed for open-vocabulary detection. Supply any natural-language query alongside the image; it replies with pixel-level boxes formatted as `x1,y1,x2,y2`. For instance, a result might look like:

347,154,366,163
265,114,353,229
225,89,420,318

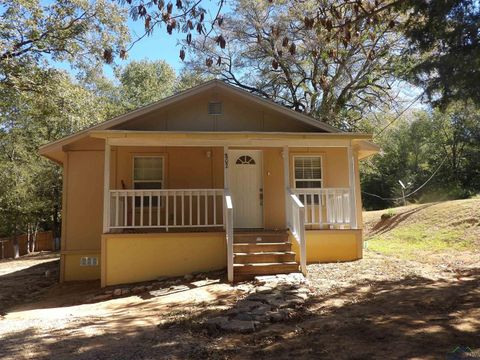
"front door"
228,150,263,228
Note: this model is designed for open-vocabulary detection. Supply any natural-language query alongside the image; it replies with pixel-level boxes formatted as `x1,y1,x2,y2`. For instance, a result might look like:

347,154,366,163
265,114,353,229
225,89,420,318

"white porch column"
103,140,111,233
223,146,229,188
282,146,290,228
347,145,358,229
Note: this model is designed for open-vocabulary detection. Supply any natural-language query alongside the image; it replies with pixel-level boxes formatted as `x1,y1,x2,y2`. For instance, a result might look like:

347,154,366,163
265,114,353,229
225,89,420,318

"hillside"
363,198,480,263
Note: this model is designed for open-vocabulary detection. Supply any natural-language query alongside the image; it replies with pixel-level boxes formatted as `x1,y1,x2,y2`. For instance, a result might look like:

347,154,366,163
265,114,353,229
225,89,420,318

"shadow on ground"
1,267,479,360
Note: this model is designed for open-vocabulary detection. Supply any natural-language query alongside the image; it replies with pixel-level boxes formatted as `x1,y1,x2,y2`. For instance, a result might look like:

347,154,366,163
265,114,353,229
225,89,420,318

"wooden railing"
108,189,225,230
287,188,307,276
291,188,352,228
224,189,234,282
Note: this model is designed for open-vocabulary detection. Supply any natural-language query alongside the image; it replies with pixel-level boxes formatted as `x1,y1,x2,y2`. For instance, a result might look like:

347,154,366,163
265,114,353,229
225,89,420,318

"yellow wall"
101,232,226,286
291,230,363,263
62,252,101,281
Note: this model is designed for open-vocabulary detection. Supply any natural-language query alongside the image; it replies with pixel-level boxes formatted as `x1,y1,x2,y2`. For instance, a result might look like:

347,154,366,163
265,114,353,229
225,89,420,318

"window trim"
292,155,324,189
132,155,165,190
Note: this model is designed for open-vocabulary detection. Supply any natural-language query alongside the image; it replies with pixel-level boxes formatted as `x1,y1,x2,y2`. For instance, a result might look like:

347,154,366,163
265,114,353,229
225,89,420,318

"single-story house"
39,80,379,286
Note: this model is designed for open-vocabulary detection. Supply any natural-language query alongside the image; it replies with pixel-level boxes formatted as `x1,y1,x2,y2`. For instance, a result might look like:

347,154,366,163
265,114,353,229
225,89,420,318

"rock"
170,285,190,292
268,311,285,322
92,294,112,302
290,292,309,300
220,319,255,333
236,299,263,309
104,290,113,295
205,316,229,331
255,286,273,293
254,275,278,285
132,286,145,294
145,285,153,291
157,276,169,282
250,304,272,315
235,312,255,321
113,288,122,297
184,273,194,281
121,288,130,295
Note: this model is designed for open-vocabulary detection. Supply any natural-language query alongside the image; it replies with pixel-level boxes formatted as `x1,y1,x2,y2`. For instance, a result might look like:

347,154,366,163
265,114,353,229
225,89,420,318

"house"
39,80,379,287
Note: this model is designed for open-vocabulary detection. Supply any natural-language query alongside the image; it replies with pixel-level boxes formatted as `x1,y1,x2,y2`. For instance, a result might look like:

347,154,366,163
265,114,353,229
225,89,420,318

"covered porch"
96,131,374,284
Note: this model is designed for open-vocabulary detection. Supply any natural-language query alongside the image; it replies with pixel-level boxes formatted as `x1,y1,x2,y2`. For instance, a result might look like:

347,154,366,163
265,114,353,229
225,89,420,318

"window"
133,156,164,207
208,101,222,115
236,155,256,165
133,156,164,190
294,156,323,189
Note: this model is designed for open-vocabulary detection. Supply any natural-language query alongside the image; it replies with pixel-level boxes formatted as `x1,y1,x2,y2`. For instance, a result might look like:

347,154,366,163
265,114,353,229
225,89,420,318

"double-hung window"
294,156,323,204
133,156,164,206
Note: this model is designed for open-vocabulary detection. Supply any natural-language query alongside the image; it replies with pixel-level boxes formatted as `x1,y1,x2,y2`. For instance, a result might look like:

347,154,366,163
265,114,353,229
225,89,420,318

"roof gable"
39,80,342,156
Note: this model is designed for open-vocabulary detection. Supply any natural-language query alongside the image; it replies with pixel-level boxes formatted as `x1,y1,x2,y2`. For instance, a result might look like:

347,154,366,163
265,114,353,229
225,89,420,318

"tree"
401,0,480,105
0,0,130,90
116,60,176,110
183,0,405,129
361,102,480,210
0,70,110,256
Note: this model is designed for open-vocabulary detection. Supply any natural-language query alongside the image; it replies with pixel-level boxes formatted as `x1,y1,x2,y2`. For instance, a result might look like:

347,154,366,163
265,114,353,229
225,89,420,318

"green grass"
366,225,476,259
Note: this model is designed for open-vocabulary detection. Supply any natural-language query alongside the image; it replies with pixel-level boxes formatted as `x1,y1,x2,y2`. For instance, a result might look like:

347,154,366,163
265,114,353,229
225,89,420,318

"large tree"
0,0,130,90
183,0,405,129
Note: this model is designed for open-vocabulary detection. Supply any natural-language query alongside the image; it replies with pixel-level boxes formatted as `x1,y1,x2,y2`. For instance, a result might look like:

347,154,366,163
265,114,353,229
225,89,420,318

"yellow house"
39,80,379,287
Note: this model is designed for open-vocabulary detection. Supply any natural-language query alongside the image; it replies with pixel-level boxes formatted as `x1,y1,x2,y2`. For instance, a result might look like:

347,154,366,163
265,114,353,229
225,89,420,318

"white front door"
229,150,263,228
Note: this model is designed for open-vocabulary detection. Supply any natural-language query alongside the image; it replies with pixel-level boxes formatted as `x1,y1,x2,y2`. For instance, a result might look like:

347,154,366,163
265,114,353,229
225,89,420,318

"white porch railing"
108,189,225,230
287,188,307,276
224,189,234,282
291,188,351,228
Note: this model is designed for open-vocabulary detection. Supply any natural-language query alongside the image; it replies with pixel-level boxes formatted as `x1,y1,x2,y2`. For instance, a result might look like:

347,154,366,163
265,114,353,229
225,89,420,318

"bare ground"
0,250,479,360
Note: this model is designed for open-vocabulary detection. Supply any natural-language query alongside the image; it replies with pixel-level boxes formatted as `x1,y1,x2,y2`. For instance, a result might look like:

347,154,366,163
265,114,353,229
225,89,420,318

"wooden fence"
0,231,55,260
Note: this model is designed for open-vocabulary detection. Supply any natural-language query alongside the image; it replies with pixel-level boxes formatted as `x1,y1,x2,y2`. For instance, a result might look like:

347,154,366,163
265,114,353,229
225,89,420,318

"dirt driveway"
0,251,479,360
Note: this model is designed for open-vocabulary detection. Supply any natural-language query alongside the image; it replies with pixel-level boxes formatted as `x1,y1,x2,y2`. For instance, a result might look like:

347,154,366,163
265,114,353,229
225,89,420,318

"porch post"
347,145,358,229
103,140,111,233
223,146,229,188
282,146,290,228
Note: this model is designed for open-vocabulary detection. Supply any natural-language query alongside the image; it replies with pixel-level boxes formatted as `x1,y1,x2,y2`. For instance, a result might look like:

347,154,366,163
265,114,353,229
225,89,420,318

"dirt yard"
0,250,478,360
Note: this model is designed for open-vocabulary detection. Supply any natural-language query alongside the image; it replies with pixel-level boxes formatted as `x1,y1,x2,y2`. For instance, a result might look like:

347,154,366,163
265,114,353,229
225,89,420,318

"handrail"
108,188,224,230
287,188,307,276
224,189,234,282
291,188,352,228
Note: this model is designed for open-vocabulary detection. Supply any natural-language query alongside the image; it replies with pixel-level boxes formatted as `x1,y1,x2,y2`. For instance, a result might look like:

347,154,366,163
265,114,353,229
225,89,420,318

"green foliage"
401,0,480,106
116,60,176,110
0,0,130,90
361,101,480,210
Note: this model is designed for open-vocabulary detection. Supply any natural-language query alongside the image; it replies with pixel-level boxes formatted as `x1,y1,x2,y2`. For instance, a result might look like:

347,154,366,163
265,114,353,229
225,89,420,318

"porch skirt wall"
101,232,226,287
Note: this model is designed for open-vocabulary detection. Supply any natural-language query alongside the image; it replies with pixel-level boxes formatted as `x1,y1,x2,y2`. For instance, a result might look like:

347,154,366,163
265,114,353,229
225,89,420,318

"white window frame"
132,155,165,189
293,155,324,189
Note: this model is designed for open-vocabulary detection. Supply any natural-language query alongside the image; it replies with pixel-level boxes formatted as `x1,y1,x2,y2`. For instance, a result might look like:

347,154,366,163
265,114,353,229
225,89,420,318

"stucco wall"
101,232,226,286
291,229,363,263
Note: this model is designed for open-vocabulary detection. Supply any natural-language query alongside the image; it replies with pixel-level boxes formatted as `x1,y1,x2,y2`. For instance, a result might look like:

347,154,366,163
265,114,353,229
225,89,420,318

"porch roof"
89,130,379,159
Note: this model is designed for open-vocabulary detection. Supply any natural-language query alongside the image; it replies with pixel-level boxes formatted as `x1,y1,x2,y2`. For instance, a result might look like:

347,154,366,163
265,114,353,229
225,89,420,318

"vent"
208,101,222,115
80,257,98,266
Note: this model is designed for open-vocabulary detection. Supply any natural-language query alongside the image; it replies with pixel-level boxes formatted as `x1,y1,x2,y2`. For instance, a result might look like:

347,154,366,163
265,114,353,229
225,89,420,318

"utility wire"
374,93,423,138
362,157,447,201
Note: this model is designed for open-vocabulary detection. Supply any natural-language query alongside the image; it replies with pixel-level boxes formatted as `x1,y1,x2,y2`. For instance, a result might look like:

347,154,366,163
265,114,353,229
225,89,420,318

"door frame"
228,149,264,229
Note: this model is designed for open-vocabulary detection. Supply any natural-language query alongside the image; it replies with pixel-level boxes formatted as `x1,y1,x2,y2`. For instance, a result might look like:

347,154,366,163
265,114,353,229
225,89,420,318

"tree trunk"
32,223,38,253
27,223,31,254
12,227,19,259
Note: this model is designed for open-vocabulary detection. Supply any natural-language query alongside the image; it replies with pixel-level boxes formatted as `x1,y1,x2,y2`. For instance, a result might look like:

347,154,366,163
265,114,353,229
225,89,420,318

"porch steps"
233,230,300,281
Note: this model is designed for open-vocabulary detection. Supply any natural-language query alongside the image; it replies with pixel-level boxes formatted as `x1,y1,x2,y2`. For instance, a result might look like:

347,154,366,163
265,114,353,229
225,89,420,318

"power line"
374,93,423,138
361,157,447,201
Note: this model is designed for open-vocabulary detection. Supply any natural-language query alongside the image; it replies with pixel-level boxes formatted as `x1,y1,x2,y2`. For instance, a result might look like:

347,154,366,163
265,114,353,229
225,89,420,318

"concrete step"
233,262,299,276
233,231,289,244
234,251,296,264
233,242,292,253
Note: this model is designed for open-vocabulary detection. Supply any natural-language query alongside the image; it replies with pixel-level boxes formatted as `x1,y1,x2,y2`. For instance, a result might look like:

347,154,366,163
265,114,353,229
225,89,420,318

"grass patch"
367,225,476,259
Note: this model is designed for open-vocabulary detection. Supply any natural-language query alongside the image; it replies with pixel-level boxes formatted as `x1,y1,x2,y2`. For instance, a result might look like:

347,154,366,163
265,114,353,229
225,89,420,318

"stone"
268,311,285,322
156,276,169,282
92,294,112,302
254,275,278,285
132,286,145,294
255,286,273,293
113,288,122,297
145,285,153,291
235,312,255,321
289,292,309,300
205,316,229,331
121,288,130,295
250,305,272,315
220,319,255,333
184,273,194,281
170,285,190,292
236,299,263,309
